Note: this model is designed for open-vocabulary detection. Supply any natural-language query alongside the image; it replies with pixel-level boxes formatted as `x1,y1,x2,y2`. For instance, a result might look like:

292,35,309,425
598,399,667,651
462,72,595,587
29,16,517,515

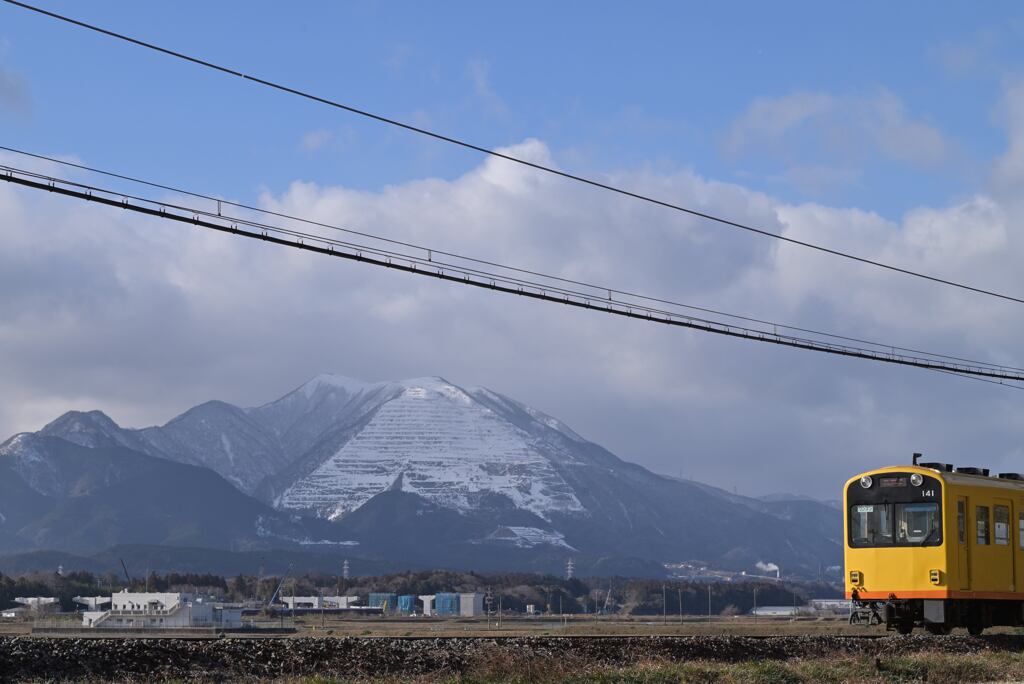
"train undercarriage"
851,597,1024,635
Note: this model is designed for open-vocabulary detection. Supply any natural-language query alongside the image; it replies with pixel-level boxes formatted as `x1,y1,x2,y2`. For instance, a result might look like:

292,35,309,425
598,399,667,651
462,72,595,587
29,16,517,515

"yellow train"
845,455,1024,634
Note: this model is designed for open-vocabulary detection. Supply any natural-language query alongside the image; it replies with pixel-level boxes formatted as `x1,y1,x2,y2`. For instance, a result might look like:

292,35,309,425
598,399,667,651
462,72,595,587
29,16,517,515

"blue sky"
3,1,1021,215
3,2,1024,497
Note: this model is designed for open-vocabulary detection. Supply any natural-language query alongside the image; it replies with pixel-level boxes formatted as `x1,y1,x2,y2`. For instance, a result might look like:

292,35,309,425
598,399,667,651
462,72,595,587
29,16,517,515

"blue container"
434,592,460,616
397,595,416,614
368,592,398,611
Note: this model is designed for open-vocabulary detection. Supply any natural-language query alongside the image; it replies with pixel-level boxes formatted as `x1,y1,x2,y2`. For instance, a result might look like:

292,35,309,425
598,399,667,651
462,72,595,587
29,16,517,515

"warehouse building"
368,592,398,612
279,595,360,610
81,590,242,629
460,593,485,617
434,592,460,616
397,595,417,614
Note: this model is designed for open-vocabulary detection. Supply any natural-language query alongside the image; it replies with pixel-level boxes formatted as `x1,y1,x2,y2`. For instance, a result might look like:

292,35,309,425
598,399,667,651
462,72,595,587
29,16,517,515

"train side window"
957,501,966,544
1019,512,1024,550
995,505,1010,545
977,506,990,546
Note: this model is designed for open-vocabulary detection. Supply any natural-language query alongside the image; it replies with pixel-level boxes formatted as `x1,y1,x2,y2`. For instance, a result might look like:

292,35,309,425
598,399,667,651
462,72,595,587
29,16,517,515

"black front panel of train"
847,472,942,547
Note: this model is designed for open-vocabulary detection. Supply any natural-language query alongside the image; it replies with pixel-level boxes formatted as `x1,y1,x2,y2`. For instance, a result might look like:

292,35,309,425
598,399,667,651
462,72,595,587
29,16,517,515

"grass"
16,652,1024,683
274,652,1024,684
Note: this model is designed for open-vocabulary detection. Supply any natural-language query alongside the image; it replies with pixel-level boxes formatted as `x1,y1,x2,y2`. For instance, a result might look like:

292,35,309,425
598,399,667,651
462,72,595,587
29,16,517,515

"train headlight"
930,569,942,585
859,476,873,489
910,473,923,487
850,570,862,585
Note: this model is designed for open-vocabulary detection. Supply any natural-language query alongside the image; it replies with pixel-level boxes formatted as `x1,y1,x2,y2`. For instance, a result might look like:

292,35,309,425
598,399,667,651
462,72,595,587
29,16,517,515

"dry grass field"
0,613,877,638
10,612,1023,638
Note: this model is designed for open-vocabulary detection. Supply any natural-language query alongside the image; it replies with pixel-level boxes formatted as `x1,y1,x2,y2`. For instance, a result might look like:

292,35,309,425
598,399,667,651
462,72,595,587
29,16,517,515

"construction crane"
119,558,133,588
266,564,293,611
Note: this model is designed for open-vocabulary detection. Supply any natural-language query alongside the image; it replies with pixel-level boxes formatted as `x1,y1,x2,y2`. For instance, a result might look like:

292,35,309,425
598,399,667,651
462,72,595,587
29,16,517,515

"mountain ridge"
7,374,843,577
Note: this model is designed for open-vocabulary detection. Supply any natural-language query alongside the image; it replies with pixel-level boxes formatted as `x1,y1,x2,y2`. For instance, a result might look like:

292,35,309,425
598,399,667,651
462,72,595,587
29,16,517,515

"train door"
1017,504,1024,595
957,497,970,590
994,498,1015,591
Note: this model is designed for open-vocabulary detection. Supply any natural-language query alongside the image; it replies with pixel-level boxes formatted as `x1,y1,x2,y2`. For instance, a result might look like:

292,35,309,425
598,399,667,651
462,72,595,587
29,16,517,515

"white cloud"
467,58,507,115
930,29,1002,79
0,63,30,115
723,91,834,156
1,108,1022,498
723,89,950,172
299,129,333,151
383,44,414,72
992,80,1024,192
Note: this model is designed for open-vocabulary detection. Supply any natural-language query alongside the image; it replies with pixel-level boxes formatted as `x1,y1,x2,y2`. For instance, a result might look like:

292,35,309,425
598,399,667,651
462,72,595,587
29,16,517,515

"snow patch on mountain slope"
467,387,586,443
220,434,236,467
478,526,576,550
296,373,379,400
253,514,359,546
278,378,585,519
2,434,61,497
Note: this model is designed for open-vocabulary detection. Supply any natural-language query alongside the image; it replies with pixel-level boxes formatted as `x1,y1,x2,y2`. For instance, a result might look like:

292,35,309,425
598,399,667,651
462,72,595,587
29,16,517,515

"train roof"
846,464,1024,492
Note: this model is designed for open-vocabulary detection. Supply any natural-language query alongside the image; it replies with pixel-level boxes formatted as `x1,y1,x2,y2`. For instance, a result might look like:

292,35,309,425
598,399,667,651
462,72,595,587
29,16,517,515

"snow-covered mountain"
36,375,595,522
4,374,843,576
273,377,587,520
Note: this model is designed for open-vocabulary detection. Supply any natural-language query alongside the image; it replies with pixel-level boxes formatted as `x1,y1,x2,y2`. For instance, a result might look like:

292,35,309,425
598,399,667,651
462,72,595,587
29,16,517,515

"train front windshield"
847,472,942,548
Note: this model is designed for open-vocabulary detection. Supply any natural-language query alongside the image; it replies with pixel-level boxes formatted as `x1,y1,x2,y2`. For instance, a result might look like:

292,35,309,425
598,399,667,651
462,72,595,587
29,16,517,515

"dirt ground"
7,613,1015,639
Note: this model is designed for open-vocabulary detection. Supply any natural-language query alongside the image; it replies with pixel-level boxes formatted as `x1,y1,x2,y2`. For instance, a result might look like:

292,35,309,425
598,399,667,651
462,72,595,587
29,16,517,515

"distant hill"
2,375,842,577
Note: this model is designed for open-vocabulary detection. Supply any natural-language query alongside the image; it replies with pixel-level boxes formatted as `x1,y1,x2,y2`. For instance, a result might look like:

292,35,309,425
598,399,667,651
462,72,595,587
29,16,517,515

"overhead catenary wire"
4,0,1024,307
3,163,1023,385
4,145,1023,376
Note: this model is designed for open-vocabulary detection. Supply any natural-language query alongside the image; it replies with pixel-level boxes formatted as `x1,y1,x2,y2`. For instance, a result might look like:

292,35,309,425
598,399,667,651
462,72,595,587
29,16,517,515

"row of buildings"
281,592,485,617
5,589,489,629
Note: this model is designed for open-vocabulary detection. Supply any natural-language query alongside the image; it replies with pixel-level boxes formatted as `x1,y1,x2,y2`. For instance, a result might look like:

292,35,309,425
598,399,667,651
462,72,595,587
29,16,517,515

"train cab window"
850,504,894,546
896,503,941,545
995,505,1010,545
977,506,990,546
957,501,966,543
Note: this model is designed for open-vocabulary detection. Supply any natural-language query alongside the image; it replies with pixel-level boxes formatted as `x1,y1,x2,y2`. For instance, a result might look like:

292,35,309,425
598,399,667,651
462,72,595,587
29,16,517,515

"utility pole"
662,584,667,624
486,590,493,631
753,587,757,625
707,586,712,624
678,586,683,625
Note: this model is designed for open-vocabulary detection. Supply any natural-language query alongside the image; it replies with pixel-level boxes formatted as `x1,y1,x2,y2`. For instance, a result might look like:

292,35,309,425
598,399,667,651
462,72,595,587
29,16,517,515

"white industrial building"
74,596,112,611
82,590,242,630
460,593,485,617
749,605,805,617
13,597,59,613
279,595,360,610
414,593,485,617
809,599,852,614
